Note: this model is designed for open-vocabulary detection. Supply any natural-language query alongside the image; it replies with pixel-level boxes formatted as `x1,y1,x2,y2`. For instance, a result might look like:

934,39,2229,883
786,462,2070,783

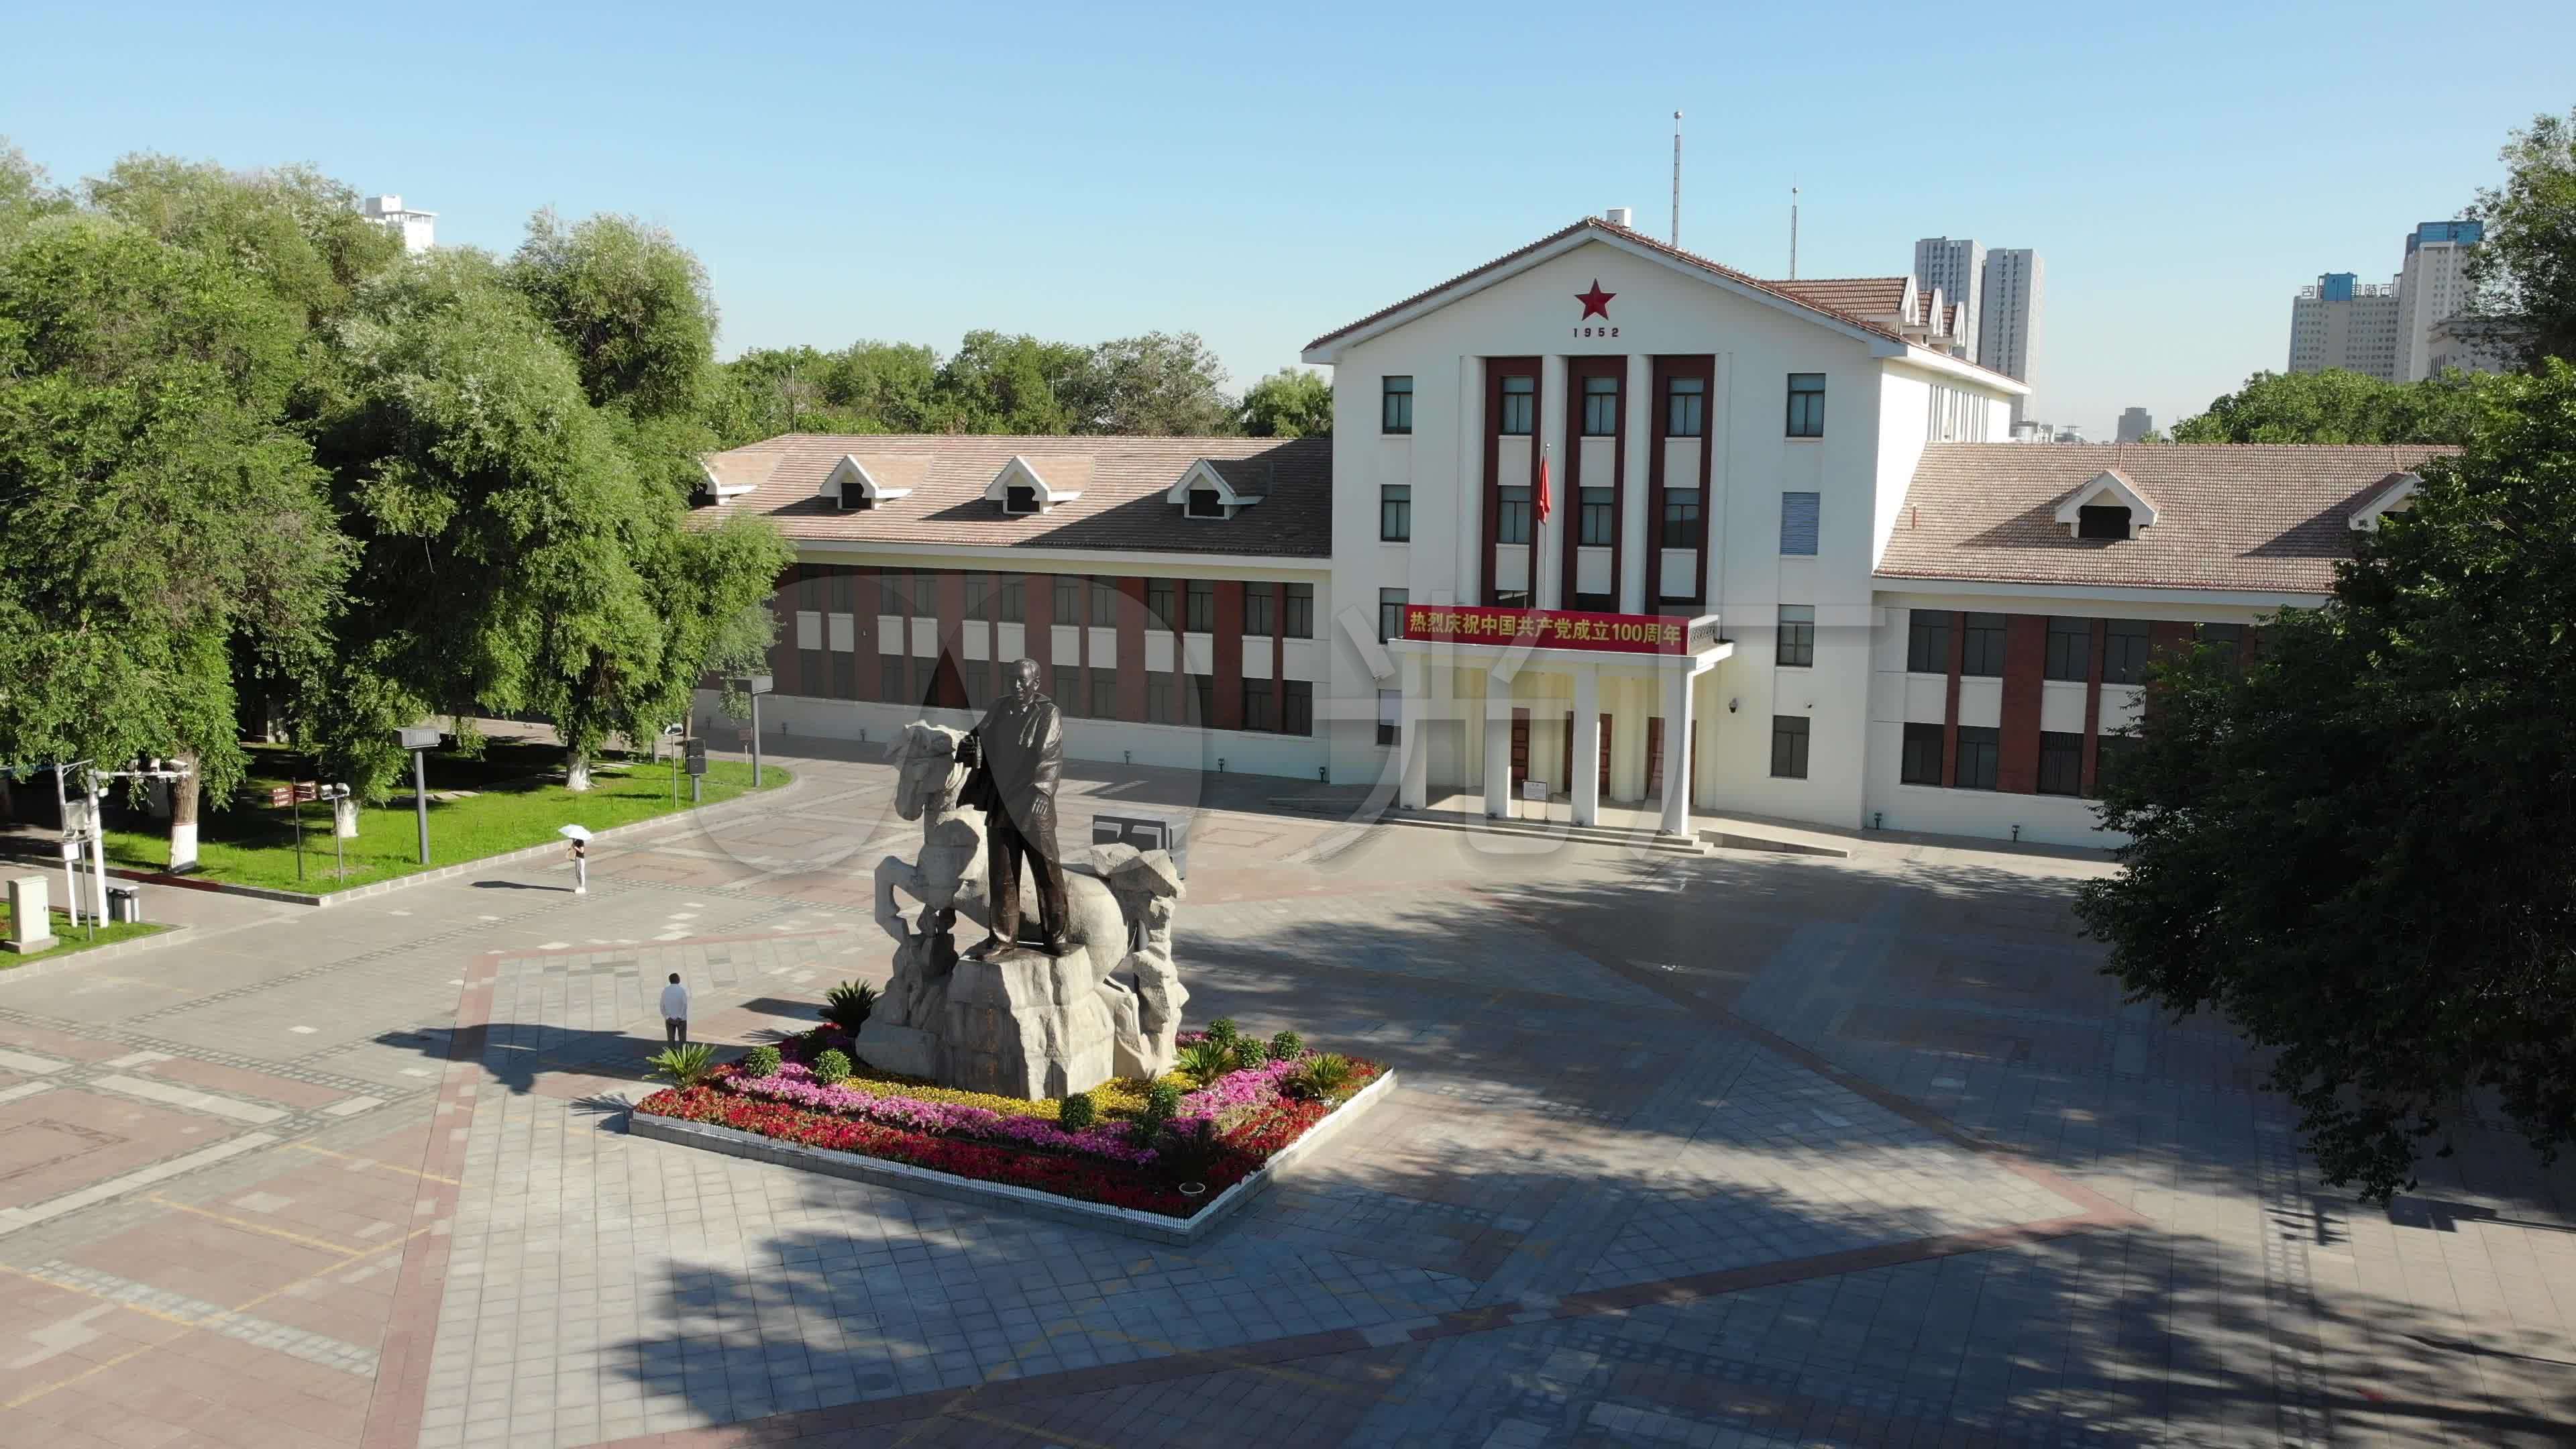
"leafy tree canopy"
506,210,717,420
2077,360,2576,1201
1238,367,1333,438
2465,105,2576,370
2171,368,2510,444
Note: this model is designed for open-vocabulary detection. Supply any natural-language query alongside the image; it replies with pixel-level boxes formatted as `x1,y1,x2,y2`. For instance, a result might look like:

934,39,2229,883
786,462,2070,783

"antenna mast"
1670,111,1682,247
1789,184,1801,279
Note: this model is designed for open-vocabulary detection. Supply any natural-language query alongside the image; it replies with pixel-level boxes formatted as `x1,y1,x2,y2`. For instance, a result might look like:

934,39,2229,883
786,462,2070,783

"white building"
1912,237,1986,364
2288,272,2401,380
360,194,436,255
2116,407,2154,443
2394,219,2485,380
694,213,2447,850
1977,248,2043,419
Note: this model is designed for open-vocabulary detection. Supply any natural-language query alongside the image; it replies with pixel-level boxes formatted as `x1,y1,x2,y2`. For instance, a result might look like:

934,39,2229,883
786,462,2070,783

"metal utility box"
684,739,708,777
1091,811,1189,878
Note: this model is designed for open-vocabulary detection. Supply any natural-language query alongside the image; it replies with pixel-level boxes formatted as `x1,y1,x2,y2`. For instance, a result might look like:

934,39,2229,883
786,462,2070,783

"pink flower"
727,1064,1158,1163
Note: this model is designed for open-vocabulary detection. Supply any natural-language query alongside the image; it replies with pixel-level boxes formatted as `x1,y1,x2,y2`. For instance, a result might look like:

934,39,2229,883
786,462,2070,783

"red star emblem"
1575,280,1616,319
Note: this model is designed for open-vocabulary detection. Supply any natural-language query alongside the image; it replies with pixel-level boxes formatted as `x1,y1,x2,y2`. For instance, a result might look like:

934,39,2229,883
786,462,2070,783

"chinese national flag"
1535,447,1553,523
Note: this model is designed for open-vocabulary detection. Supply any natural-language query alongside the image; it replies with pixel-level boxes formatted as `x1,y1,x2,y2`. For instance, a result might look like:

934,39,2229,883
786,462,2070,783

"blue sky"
10,1,2570,437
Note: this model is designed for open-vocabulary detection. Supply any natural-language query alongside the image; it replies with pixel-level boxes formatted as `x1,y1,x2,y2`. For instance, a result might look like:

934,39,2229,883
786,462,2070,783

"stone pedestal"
3,875,57,955
943,947,1116,1099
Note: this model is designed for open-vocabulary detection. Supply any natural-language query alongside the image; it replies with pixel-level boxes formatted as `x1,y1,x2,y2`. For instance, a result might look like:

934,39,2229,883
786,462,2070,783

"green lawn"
98,741,788,894
0,904,166,964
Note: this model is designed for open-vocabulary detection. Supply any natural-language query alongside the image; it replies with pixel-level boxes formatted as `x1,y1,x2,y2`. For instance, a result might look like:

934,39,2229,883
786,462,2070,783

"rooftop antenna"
1670,111,1682,247
1789,183,1801,280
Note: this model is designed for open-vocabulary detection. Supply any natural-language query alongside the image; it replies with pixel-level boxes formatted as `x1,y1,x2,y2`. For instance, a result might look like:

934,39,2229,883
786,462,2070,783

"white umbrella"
557,824,593,842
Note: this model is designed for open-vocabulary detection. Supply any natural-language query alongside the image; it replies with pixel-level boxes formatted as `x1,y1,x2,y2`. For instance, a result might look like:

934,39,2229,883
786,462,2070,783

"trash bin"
105,883,143,925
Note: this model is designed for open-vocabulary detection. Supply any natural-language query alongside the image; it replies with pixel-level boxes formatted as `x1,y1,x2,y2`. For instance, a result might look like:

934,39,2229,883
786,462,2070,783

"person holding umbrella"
558,824,592,894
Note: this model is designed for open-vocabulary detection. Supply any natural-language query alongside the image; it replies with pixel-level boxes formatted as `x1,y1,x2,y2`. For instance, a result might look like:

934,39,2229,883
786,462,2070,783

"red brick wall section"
1940,610,1966,787
1116,578,1148,722
1021,570,1052,700
1996,614,2047,794
2080,616,2106,796
1214,582,1244,731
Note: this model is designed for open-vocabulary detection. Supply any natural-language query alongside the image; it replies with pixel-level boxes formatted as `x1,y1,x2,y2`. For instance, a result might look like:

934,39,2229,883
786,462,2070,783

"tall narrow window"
961,576,989,619
1962,612,2008,676
1497,487,1532,544
1955,726,2000,790
1052,574,1077,623
1581,375,1619,435
1148,672,1177,724
1498,374,1536,435
1666,376,1705,437
2102,619,2152,685
1786,374,1826,437
1283,583,1313,639
1184,580,1214,633
1146,578,1178,629
2037,732,2083,796
1377,690,1401,747
1578,488,1615,545
1779,492,1820,556
1242,678,1276,732
1777,605,1815,667
1380,484,1411,541
997,576,1025,623
1088,576,1119,625
1244,582,1275,637
1089,666,1119,720
2044,616,2091,682
1282,680,1313,737
1379,588,1407,644
1660,492,1703,549
1381,376,1413,435
1900,722,1943,784
1770,716,1811,780
1907,610,1951,673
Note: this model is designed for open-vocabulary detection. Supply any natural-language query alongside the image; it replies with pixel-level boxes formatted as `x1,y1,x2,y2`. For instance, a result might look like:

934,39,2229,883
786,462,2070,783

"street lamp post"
729,675,774,788
397,726,441,865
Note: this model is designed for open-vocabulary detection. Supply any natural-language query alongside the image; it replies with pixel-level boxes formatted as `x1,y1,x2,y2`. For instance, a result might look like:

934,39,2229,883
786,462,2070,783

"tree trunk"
168,750,202,873
566,749,592,792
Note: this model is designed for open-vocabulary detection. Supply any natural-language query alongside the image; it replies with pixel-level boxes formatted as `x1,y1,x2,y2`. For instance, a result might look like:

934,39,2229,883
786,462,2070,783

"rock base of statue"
849,1019,943,1079
942,945,1118,1099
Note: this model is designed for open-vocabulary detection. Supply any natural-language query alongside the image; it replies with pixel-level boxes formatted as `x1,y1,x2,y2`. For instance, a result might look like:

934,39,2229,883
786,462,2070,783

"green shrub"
1058,1091,1097,1132
820,980,879,1032
1288,1053,1354,1102
1231,1036,1269,1069
1156,1118,1222,1182
647,1042,717,1089
1175,1039,1233,1082
812,1049,853,1086
1146,1079,1184,1120
741,1044,783,1079
1268,1030,1303,1061
1204,1017,1239,1046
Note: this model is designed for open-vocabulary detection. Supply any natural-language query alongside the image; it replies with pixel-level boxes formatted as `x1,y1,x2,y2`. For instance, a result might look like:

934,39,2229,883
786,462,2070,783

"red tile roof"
1876,443,2459,594
1767,276,1913,319
692,434,1333,559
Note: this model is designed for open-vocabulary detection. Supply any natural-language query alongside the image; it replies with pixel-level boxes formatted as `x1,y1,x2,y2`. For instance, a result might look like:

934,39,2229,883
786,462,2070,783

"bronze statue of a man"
957,658,1071,958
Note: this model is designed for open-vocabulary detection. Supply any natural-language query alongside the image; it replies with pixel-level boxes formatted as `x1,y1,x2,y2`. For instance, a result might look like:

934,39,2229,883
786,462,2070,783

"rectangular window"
1377,689,1401,747
1090,666,1120,720
1962,612,2007,677
1497,487,1532,545
2045,616,2092,682
1779,492,1820,555
1770,715,1810,779
997,576,1025,623
1666,376,1705,437
2102,619,2152,685
1907,609,1951,673
1382,376,1413,434
962,576,991,619
1900,722,1943,785
880,651,909,704
1379,484,1411,541
1777,605,1815,667
1786,373,1826,437
1379,588,1407,644
1242,678,1275,733
1581,375,1619,436
1283,583,1313,639
1498,374,1536,435
1578,487,1615,545
1660,492,1703,549
1244,582,1275,637
1146,672,1173,724
879,572,908,615
1146,578,1178,629
2037,731,2083,796
2199,622,2245,653
1955,726,2000,790
1186,488,1225,519
1190,674,1214,726
961,657,991,708
1089,576,1119,625
1052,574,1077,624
1282,680,1313,737
1185,580,1215,633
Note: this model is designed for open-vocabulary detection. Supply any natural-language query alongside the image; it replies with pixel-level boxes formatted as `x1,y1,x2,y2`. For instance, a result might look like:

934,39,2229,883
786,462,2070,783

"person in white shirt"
660,973,690,1046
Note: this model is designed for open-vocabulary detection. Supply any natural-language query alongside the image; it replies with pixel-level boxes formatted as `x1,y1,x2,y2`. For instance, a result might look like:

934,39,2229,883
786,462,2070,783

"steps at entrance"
1380,808,1708,855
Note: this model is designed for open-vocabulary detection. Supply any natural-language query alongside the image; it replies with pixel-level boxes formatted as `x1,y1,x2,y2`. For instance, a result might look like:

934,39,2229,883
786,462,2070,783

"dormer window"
1186,488,1224,519
823,454,916,512
2076,505,2131,540
1004,485,1039,515
983,454,1088,515
2349,472,2422,531
1163,458,1265,519
2053,469,2158,540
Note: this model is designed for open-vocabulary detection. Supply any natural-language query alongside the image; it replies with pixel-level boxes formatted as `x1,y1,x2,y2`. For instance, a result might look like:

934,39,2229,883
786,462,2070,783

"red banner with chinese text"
1401,604,1713,656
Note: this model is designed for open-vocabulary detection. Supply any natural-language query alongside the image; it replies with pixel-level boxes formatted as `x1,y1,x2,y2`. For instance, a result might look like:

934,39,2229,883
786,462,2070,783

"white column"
1399,653,1430,810
1483,669,1515,819
1572,665,1601,827
1660,665,1697,838
1538,353,1569,610
1621,352,1653,614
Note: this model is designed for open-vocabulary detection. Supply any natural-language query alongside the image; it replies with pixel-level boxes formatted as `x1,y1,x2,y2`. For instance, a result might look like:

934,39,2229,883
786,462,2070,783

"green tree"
934,329,1089,433
84,155,405,332
2076,360,2576,1201
2465,106,2576,369
1238,368,1334,437
1074,331,1234,435
506,210,716,420
0,214,350,865
0,140,70,243
2171,368,2507,444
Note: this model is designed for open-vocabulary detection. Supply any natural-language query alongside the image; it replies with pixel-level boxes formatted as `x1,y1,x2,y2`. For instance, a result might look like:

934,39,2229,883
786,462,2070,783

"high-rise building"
2394,219,2483,380
1911,237,1986,363
2288,272,2402,380
360,194,437,255
1977,248,2043,407
2116,407,2154,443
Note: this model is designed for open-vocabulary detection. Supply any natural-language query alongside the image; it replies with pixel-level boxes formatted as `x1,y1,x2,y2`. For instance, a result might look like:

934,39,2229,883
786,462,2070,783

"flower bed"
633,1024,1381,1220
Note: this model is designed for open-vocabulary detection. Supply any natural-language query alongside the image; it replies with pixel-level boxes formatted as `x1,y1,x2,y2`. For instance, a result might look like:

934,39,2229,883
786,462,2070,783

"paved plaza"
0,748,2569,1447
